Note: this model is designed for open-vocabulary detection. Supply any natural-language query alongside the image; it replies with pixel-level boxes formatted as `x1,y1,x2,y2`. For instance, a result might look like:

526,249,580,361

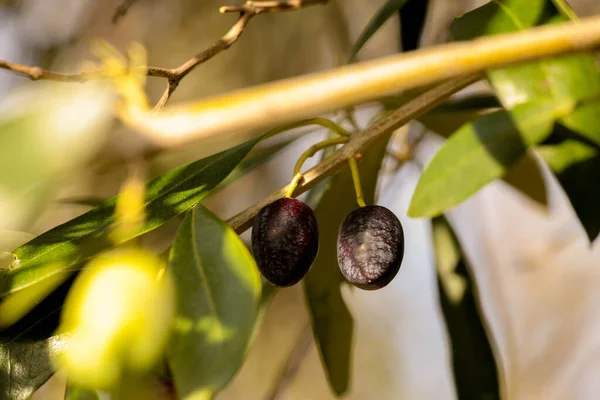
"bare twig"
129,14,600,147
228,74,480,234
0,0,328,108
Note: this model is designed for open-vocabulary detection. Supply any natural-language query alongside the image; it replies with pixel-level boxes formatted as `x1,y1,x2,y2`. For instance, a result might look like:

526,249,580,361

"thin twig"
128,14,600,147
0,0,328,108
227,74,480,234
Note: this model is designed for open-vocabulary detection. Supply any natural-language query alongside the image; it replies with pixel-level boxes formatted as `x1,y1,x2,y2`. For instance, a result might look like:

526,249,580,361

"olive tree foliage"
0,0,599,399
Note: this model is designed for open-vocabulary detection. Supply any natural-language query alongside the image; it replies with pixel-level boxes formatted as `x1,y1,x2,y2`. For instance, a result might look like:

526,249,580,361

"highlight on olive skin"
337,205,404,290
251,197,319,287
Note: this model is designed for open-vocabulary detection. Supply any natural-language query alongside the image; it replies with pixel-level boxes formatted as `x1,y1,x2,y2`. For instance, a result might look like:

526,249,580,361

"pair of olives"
251,197,404,290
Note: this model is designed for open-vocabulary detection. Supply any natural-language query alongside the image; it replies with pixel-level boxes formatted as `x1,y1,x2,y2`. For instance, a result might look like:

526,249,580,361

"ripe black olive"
337,205,404,290
251,198,319,287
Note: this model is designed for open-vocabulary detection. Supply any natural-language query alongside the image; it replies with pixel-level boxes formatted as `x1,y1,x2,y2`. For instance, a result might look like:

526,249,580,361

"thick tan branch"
131,14,600,147
227,74,480,234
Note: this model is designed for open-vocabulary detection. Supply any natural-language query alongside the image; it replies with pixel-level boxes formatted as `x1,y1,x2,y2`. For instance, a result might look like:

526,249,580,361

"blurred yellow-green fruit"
54,247,175,390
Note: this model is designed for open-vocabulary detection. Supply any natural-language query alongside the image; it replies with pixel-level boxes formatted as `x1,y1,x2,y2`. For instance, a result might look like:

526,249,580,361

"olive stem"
348,155,367,207
285,173,304,198
285,136,349,197
551,0,579,20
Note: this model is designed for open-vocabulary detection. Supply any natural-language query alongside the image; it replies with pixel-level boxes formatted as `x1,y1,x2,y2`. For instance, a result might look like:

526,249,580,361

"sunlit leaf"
418,94,547,205
0,335,67,400
304,133,390,395
409,99,571,218
432,217,499,400
168,204,262,400
451,0,600,146
1,137,261,299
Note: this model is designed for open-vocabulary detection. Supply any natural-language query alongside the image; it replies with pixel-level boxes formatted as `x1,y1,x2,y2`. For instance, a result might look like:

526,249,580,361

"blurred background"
0,0,599,399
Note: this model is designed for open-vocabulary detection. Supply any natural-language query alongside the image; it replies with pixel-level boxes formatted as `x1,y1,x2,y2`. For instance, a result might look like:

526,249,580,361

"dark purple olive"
337,205,404,290
251,198,319,287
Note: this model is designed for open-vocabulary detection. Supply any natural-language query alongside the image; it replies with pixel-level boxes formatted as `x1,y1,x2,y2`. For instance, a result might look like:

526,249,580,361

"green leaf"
213,134,300,192
347,0,410,63
1,137,261,299
432,217,499,400
398,0,429,52
64,383,100,400
409,99,571,218
418,94,547,205
418,94,500,138
0,335,67,400
450,1,600,145
167,204,262,400
538,138,600,241
304,133,391,395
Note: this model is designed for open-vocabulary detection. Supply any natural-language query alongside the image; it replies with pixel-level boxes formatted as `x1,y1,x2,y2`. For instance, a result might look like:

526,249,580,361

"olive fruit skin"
252,198,319,287
337,205,404,290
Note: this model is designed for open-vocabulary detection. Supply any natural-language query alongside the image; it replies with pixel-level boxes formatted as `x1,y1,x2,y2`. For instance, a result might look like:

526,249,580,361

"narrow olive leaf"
398,0,429,52
64,383,100,400
213,133,302,193
304,133,391,395
451,1,600,145
347,0,410,63
418,94,500,138
168,204,262,400
1,137,261,298
538,139,600,241
0,335,67,400
432,217,500,400
408,99,572,218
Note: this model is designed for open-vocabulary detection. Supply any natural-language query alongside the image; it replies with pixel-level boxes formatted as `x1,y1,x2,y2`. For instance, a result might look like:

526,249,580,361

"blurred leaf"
451,1,600,146
347,0,410,63
304,133,390,395
168,204,261,400
0,335,67,400
409,99,571,218
64,383,100,400
432,217,499,400
54,198,107,208
1,137,261,299
0,82,113,232
398,0,429,52
0,275,77,342
538,138,600,241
